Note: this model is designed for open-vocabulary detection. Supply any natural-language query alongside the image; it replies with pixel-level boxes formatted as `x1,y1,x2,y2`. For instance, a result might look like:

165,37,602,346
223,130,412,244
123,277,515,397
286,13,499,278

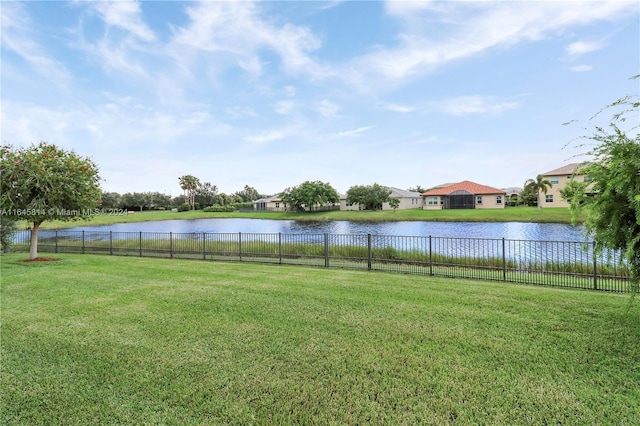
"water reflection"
57,218,587,242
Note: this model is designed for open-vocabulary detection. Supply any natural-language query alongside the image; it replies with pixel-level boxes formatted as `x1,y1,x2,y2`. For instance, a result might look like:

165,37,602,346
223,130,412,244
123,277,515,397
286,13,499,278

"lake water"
56,218,588,242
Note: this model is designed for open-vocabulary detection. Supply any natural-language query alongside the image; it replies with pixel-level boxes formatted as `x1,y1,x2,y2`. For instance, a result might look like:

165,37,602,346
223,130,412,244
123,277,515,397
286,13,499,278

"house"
421,181,506,210
253,195,285,212
539,163,589,208
340,187,423,210
501,187,522,206
254,194,340,212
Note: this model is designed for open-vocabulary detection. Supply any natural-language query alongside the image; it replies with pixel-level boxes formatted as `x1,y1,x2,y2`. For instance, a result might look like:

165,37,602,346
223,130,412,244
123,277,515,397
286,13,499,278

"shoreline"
27,207,584,230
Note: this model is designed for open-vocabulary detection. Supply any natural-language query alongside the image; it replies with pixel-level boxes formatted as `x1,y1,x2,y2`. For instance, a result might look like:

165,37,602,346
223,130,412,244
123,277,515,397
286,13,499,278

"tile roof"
541,162,587,176
421,180,506,196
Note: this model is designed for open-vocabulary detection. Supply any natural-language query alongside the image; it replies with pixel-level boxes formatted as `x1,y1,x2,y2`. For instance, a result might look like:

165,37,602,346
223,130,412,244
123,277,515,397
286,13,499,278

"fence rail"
11,230,632,292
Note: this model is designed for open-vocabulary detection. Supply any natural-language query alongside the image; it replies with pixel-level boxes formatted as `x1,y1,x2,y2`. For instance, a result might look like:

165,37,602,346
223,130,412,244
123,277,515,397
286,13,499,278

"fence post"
367,234,372,270
109,231,113,255
593,240,598,290
55,230,59,254
169,232,173,258
324,233,329,268
202,232,206,260
278,232,282,264
82,230,85,254
502,238,507,281
429,235,433,276
239,232,242,261
139,231,142,257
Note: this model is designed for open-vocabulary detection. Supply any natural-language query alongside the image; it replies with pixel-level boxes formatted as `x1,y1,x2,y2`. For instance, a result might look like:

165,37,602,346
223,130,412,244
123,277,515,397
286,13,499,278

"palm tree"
178,175,200,210
523,174,553,210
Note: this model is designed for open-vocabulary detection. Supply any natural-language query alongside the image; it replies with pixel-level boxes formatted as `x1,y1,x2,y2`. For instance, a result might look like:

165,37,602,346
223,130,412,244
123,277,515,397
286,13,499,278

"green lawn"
1,254,637,425
32,206,583,230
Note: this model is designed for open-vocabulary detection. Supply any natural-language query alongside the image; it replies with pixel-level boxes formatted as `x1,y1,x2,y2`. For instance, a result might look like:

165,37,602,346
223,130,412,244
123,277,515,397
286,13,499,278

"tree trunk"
29,221,41,260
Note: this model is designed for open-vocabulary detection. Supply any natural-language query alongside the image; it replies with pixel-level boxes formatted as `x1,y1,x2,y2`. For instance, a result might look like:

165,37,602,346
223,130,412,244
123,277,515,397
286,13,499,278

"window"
545,195,553,203
428,197,439,205
275,202,280,208
584,175,593,183
496,195,502,204
549,176,559,184
476,196,483,205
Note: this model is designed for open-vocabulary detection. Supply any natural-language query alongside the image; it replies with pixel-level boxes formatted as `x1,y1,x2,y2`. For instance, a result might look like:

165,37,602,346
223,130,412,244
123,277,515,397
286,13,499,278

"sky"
1,0,639,197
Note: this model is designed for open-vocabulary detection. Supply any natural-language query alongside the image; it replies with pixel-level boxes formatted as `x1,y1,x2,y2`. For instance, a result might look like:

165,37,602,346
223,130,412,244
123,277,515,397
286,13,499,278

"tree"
194,182,218,208
122,192,152,212
519,184,538,207
178,175,200,210
388,197,400,211
407,185,427,193
523,175,552,210
346,183,395,210
101,191,122,210
235,185,262,202
279,181,339,212
564,87,639,291
0,142,101,259
148,192,171,210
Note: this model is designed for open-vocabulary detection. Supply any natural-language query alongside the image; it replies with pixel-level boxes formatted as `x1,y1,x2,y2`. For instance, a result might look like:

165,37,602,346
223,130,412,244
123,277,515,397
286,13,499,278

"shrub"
0,217,18,253
203,205,236,212
177,203,191,212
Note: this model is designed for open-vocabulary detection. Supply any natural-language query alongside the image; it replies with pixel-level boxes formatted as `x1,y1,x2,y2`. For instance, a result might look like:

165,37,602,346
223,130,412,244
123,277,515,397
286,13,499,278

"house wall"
340,199,360,210
422,196,444,210
383,197,423,210
474,194,506,209
341,197,424,211
540,173,587,208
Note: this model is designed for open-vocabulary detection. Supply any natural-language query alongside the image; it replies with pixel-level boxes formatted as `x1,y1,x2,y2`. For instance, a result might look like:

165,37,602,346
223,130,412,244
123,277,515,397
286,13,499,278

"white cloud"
317,99,340,117
274,100,295,115
225,106,259,119
434,96,520,116
386,103,414,113
570,65,593,72
171,1,330,79
0,2,71,84
91,0,156,42
566,40,604,56
245,131,285,143
333,126,373,137
284,85,297,97
344,1,636,90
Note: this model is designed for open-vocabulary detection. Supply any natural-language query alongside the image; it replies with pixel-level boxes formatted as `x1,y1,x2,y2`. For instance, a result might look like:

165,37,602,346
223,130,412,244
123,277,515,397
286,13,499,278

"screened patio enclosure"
444,190,475,209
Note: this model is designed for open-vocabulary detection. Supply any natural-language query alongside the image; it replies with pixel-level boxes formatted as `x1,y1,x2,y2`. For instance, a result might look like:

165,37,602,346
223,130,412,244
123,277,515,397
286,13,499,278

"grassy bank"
1,254,638,424
32,206,584,230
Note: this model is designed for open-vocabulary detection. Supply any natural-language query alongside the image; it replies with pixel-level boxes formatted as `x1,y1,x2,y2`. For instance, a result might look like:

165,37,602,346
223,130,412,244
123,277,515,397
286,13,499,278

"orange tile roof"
421,180,506,196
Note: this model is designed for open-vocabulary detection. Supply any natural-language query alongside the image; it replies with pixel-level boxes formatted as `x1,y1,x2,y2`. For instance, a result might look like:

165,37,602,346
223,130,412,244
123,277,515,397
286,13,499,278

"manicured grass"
32,206,584,230
1,254,638,424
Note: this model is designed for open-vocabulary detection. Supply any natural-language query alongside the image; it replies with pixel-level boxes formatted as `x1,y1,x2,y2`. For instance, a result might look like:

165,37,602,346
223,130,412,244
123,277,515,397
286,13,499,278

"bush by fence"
11,230,631,292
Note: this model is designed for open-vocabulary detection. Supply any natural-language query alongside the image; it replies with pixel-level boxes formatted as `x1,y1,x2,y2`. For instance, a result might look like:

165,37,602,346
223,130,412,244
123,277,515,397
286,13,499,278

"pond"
55,218,588,242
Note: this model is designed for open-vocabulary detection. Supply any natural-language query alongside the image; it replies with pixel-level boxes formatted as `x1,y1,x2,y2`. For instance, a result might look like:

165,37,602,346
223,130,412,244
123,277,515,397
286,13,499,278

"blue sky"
2,1,638,197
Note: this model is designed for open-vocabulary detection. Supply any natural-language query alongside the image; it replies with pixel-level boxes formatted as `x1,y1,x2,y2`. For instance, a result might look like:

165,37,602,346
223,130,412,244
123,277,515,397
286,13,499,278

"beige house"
539,163,589,208
253,195,285,212
340,187,423,210
422,181,506,210
254,194,340,212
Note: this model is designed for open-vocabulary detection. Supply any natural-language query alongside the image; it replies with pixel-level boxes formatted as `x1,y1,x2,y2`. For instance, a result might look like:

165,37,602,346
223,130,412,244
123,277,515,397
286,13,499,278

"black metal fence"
11,230,632,293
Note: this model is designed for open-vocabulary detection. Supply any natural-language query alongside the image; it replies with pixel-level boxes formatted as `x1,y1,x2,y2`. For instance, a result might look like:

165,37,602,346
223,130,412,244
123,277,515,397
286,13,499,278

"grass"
30,206,584,230
1,254,638,425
